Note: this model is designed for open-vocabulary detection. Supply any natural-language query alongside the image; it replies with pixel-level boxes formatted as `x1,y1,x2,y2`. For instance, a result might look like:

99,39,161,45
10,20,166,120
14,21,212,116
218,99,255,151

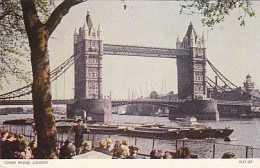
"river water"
1,113,260,158
110,115,260,148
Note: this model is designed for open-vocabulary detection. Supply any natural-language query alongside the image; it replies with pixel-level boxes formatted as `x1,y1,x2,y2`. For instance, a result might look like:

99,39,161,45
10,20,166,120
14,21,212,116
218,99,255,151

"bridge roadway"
103,44,190,58
0,99,259,107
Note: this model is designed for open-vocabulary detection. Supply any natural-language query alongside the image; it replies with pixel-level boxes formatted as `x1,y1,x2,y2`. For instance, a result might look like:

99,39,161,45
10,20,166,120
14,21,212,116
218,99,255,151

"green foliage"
0,0,55,90
179,0,255,27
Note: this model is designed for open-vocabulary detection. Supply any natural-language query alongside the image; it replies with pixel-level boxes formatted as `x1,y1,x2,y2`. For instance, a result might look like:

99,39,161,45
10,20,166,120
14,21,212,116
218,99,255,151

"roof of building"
86,11,93,29
185,22,197,39
246,74,251,78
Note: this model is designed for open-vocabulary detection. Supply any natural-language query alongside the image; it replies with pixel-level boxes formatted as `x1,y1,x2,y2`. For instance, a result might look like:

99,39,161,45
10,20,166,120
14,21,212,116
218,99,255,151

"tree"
20,0,87,159
0,0,86,159
179,0,255,27
0,0,34,89
0,0,256,158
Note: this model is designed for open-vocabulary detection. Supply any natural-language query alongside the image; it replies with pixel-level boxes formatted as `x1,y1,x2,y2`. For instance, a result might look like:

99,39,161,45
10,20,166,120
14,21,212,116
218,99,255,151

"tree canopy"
0,0,56,89
180,0,255,27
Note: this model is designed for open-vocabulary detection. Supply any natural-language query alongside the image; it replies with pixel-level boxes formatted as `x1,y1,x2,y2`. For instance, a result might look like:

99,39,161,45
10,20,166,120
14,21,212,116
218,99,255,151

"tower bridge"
1,12,259,121
73,12,207,101
68,12,212,121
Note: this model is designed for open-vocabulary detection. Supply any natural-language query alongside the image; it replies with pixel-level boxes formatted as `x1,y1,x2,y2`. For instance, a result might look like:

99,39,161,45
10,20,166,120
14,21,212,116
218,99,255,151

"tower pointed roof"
202,31,205,46
73,28,77,35
246,74,251,78
86,11,93,29
82,22,87,31
185,22,197,39
98,22,102,32
176,36,180,42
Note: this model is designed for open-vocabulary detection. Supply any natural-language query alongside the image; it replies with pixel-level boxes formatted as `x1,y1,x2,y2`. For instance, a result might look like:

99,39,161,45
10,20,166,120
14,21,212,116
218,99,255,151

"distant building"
244,74,254,92
149,91,178,100
208,75,260,101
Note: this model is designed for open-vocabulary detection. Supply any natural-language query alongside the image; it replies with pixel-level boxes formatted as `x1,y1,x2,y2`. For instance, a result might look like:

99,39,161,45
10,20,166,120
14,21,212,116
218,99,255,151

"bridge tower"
176,22,207,100
74,11,103,100
68,12,111,122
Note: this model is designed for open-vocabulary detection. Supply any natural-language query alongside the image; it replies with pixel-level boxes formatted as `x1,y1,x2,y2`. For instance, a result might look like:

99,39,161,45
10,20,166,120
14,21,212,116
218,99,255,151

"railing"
103,44,190,58
1,124,259,159
112,99,183,103
0,99,75,105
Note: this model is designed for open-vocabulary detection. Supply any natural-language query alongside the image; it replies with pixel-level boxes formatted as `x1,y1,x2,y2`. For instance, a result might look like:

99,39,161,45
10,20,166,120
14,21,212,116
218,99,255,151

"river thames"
1,113,260,148
1,113,260,158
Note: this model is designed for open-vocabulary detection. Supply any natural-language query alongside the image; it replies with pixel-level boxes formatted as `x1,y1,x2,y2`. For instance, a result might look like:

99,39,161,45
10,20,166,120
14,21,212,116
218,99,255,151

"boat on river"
3,118,234,140
85,124,127,134
130,124,234,140
3,118,34,125
127,124,184,139
179,127,234,139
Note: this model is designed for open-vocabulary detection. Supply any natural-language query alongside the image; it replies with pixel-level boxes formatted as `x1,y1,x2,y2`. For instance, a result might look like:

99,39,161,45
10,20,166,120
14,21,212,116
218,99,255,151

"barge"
85,124,127,134
3,118,34,125
3,118,233,140
179,127,234,139
127,125,183,139
133,124,234,140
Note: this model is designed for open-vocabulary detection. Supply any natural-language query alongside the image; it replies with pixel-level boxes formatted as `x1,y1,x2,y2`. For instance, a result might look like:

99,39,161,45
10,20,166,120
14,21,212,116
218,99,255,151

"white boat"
118,109,126,115
177,117,205,128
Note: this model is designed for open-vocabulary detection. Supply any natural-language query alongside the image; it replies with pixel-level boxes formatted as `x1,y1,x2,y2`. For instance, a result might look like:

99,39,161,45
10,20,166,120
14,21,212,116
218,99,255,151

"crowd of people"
0,131,37,159
0,129,237,159
58,137,140,159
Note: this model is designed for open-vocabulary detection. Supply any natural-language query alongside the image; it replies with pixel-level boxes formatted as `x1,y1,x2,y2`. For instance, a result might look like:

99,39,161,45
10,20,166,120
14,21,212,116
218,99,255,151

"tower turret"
86,11,93,36
246,74,252,82
244,74,254,92
82,22,89,39
73,28,78,44
189,31,194,47
97,23,102,40
184,22,198,48
202,32,205,48
176,36,182,49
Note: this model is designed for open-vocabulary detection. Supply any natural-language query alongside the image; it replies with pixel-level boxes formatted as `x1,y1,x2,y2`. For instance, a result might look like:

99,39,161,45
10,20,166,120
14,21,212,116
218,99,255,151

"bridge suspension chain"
206,76,226,92
207,59,260,100
0,53,81,100
207,59,237,89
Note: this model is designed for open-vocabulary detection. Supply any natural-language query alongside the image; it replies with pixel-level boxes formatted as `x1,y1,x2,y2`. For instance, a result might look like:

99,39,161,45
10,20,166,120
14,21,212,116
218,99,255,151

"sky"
3,1,260,100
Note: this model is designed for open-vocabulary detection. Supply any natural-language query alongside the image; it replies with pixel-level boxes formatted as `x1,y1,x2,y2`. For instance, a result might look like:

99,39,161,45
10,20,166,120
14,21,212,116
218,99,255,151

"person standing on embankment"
72,119,85,155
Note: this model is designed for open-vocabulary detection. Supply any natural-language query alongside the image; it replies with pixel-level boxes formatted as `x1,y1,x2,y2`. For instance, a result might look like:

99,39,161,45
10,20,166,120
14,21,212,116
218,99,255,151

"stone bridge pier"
169,100,219,121
67,99,112,123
